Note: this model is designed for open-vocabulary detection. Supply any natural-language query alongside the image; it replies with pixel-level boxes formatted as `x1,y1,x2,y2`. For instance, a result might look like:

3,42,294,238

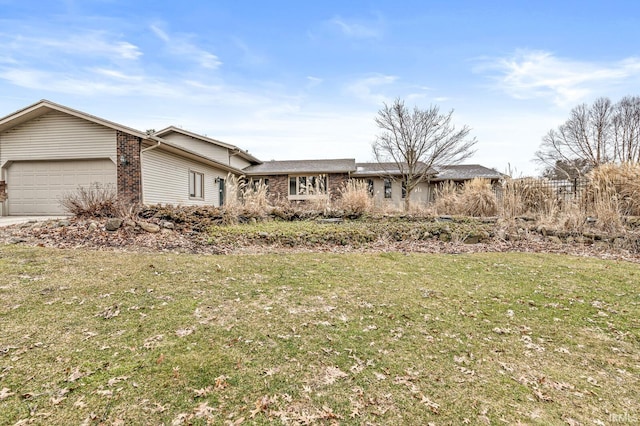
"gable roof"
432,164,503,181
0,99,154,140
244,159,356,175
154,126,261,164
352,162,437,177
144,139,246,175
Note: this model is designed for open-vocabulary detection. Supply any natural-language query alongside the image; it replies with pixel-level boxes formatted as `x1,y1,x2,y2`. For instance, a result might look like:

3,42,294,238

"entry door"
218,177,225,207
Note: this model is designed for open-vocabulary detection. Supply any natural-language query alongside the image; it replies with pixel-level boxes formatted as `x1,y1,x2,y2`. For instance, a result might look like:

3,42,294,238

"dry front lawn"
0,246,638,425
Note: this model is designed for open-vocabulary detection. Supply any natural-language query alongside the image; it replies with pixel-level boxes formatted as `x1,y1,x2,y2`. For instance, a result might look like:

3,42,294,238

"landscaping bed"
1,207,640,263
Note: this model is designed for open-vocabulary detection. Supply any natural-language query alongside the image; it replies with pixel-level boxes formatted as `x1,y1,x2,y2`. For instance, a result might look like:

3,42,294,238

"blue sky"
1,1,639,175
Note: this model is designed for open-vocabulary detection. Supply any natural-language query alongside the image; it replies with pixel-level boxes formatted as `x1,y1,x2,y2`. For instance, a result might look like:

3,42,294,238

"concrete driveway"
0,216,69,227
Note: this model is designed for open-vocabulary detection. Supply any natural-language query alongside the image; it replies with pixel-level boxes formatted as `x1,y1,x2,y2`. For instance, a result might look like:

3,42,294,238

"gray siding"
141,148,227,206
0,111,116,164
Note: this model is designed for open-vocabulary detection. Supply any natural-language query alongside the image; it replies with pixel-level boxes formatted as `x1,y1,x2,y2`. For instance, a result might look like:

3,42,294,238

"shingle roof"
352,162,437,177
244,159,356,175
432,164,503,181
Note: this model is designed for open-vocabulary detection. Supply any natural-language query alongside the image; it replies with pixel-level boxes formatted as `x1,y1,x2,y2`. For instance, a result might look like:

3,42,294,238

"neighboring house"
431,164,503,184
243,159,356,202
0,100,505,216
429,164,504,201
351,162,437,206
0,100,259,215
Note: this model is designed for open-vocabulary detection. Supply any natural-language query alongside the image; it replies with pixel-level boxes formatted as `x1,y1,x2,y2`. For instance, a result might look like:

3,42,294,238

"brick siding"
261,173,349,202
116,131,142,204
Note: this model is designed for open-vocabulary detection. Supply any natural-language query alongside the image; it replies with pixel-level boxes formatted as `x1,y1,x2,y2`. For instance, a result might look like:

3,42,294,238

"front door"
218,177,225,207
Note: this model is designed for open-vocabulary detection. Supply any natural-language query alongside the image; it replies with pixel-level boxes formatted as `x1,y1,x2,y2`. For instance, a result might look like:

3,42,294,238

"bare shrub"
457,178,498,217
338,179,373,217
60,183,119,218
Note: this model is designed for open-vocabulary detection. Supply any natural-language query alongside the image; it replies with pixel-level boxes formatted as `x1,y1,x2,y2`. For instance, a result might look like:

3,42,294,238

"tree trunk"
404,190,411,211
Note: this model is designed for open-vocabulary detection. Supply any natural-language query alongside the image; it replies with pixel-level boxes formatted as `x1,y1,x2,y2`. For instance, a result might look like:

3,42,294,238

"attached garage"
6,159,116,215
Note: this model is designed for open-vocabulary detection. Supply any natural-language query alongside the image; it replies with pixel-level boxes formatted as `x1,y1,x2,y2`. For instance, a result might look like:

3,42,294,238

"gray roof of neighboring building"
352,162,437,177
244,159,356,175
432,164,503,181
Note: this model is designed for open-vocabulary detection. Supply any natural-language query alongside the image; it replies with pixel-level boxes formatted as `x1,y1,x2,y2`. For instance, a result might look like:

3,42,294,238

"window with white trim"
189,170,204,199
289,174,328,198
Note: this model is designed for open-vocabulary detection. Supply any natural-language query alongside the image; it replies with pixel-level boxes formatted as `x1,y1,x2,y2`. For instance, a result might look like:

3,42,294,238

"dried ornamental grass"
338,179,373,217
458,178,498,217
502,177,556,217
433,181,461,215
586,163,640,216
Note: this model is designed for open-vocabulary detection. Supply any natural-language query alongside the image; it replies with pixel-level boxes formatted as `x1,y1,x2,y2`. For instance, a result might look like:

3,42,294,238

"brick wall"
264,175,288,202
116,131,142,204
328,173,349,201
260,173,349,202
0,181,6,202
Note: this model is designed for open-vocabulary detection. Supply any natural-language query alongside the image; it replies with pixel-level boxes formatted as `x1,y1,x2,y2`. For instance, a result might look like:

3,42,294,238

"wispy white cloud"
479,50,640,106
306,76,323,88
329,15,383,39
345,74,397,104
0,67,181,97
0,30,142,61
150,23,221,69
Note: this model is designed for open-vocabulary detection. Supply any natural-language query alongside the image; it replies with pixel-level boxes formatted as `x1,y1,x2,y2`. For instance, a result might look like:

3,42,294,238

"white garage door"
7,159,116,215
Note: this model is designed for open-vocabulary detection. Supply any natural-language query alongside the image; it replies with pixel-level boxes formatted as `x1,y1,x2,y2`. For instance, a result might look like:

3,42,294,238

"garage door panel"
7,159,116,215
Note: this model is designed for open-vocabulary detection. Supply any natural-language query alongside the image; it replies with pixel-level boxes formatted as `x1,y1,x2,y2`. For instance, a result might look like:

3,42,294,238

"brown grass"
458,178,498,216
501,177,556,217
1,247,638,425
338,179,373,217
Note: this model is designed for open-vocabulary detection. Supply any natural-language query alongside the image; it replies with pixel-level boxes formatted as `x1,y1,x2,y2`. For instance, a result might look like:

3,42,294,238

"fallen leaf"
0,387,15,400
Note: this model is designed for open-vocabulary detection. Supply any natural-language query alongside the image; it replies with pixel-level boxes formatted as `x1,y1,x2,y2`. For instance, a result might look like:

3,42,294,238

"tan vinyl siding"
141,148,228,206
6,159,116,215
0,111,116,164
230,155,251,170
367,177,431,207
161,132,230,165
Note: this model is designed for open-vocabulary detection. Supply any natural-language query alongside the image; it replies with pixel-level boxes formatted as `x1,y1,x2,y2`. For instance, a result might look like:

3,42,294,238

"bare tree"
373,98,476,210
541,158,591,180
536,96,640,175
536,97,613,173
612,96,640,163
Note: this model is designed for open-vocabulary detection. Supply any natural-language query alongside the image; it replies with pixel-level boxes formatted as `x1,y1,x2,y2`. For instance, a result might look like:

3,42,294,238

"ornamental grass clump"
501,177,556,217
457,178,498,217
338,179,374,217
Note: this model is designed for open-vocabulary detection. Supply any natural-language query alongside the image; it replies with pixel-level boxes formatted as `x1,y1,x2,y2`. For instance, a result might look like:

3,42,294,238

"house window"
384,178,392,199
250,178,269,193
367,179,374,196
189,170,204,199
289,174,328,198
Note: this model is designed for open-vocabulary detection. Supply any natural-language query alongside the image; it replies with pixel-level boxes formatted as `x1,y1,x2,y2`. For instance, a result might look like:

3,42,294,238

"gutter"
141,137,162,153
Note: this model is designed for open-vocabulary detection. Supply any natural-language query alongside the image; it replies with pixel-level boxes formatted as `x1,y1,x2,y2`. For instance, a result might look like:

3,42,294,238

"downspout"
139,138,162,204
